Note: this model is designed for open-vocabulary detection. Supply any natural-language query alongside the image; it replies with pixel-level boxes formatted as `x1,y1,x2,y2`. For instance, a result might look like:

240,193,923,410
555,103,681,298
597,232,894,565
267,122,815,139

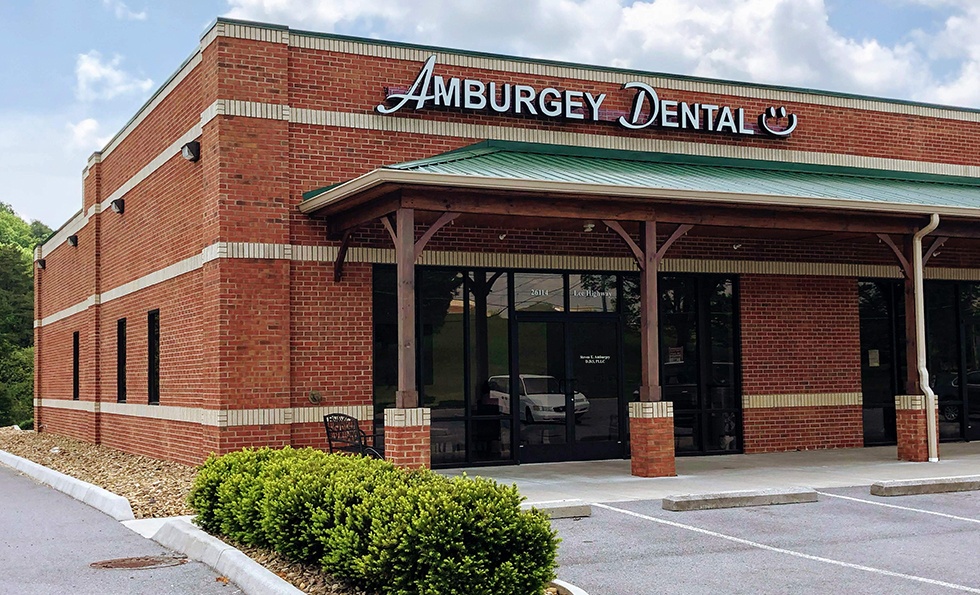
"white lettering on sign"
571,289,611,298
378,56,798,138
580,354,611,364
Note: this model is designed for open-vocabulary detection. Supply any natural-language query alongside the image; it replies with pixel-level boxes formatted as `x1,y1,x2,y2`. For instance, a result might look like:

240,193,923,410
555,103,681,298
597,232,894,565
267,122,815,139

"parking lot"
553,487,980,594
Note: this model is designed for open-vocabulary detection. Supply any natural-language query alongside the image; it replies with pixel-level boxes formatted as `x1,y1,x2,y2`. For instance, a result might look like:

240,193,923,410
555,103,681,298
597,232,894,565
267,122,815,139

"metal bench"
323,413,384,459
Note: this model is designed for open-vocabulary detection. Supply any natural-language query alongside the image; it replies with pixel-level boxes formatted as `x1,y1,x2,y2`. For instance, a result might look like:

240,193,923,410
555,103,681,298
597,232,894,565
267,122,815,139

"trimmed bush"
188,448,559,595
17,418,32,430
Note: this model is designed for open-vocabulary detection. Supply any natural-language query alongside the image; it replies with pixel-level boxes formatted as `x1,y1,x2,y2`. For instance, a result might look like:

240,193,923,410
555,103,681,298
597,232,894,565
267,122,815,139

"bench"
323,413,384,459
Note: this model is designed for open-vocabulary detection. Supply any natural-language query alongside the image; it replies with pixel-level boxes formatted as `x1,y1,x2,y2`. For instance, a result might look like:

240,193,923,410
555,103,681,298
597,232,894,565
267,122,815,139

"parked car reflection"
487,374,590,423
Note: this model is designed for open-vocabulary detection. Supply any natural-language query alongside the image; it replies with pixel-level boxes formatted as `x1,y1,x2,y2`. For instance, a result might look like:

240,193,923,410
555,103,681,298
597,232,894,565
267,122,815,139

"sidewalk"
449,442,980,504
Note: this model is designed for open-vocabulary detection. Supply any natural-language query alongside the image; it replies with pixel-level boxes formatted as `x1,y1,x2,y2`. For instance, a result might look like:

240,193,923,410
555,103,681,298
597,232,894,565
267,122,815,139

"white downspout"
913,213,940,462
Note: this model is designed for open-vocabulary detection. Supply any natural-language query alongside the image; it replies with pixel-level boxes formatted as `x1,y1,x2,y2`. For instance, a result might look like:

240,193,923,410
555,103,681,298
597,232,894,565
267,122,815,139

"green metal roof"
376,141,980,211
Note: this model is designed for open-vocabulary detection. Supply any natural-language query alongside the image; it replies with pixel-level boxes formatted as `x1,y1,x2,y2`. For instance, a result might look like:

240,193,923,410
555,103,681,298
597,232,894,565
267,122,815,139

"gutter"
913,213,940,462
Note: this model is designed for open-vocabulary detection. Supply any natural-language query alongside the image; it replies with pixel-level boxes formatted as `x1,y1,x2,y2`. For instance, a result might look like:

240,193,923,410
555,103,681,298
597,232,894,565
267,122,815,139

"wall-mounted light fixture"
732,243,742,250
37,259,45,270
181,141,201,162
68,235,79,247
583,221,595,233
110,198,125,214
498,233,507,240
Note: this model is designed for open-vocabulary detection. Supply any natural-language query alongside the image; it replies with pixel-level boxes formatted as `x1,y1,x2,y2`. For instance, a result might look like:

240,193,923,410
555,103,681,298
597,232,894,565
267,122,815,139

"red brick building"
34,18,980,473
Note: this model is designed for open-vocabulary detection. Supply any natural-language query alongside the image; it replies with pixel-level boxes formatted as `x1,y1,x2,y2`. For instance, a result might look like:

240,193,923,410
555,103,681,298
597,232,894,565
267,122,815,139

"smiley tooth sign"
759,106,798,137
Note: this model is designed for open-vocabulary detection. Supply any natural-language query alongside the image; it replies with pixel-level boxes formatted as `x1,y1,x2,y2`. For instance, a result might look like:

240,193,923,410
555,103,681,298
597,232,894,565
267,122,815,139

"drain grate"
90,555,188,570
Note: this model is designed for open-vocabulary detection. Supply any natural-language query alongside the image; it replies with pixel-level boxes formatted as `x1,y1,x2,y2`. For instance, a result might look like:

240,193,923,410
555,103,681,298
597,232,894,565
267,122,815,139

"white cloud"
102,0,147,21
224,0,980,107
75,51,153,102
67,118,111,152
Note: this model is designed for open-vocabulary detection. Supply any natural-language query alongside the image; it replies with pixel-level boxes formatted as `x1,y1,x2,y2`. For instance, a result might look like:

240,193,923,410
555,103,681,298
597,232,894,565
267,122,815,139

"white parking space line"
817,492,980,525
595,503,980,593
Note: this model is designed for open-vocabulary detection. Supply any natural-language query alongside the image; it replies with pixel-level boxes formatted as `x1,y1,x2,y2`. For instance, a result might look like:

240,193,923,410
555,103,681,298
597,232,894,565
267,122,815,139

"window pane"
569,274,616,313
420,270,465,418
469,271,510,415
431,420,466,465
514,273,564,312
372,265,397,427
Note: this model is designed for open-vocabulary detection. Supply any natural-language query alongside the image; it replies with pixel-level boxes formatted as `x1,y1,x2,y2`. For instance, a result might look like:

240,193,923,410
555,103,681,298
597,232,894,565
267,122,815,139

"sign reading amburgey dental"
377,56,798,138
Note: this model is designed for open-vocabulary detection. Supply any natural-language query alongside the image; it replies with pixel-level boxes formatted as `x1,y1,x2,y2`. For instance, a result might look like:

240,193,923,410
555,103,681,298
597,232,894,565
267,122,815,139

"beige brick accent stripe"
895,395,927,410
742,393,863,408
384,408,431,427
35,399,372,427
33,239,980,328
629,401,674,418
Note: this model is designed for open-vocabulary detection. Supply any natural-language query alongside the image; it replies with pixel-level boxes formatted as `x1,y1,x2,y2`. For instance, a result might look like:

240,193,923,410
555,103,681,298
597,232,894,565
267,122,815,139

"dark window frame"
147,310,160,405
72,331,80,401
116,318,127,403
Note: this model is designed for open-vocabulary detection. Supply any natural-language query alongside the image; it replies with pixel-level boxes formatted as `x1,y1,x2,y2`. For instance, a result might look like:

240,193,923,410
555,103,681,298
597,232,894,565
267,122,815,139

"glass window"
513,273,564,312
469,271,509,415
147,310,160,405
569,274,617,312
117,318,126,403
72,331,80,401
419,270,465,418
372,266,398,427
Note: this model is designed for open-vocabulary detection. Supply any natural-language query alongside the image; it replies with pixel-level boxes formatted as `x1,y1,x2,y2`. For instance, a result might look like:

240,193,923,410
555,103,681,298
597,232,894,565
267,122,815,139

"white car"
487,374,590,423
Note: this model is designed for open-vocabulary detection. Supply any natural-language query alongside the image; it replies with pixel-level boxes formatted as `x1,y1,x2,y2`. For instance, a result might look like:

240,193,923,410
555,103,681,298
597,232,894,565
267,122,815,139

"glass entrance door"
516,317,623,463
659,275,741,454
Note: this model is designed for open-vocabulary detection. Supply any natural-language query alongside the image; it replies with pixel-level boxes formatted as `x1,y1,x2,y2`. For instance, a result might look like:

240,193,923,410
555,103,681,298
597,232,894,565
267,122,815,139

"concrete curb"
553,578,591,595
152,520,302,595
0,449,135,521
524,499,592,518
871,475,980,496
663,487,818,511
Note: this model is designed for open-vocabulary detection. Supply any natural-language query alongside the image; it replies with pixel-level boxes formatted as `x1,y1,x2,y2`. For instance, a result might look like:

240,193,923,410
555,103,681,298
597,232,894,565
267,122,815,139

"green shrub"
189,448,559,595
352,473,558,595
260,451,396,564
17,418,32,430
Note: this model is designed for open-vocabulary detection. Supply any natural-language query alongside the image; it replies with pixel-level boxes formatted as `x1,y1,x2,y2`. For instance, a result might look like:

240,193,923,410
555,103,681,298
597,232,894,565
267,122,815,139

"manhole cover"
90,555,187,570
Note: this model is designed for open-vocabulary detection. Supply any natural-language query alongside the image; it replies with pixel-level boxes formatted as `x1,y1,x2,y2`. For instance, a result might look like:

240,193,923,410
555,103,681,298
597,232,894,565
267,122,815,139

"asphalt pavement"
0,464,241,595
553,487,980,594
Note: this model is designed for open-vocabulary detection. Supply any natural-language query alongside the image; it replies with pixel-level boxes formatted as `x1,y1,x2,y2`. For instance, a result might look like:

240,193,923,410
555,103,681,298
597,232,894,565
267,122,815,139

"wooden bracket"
414,212,460,260
603,220,645,269
656,224,693,261
381,214,397,244
923,236,948,266
333,229,354,282
877,233,912,278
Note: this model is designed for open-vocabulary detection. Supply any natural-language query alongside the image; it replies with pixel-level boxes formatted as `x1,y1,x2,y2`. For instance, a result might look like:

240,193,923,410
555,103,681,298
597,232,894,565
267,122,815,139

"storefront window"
514,273,564,312
569,274,616,313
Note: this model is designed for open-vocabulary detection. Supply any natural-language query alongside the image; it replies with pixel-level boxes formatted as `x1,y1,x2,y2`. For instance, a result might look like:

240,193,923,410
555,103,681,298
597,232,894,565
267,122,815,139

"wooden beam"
323,194,401,238
639,221,661,402
414,211,460,260
401,189,927,235
395,208,419,409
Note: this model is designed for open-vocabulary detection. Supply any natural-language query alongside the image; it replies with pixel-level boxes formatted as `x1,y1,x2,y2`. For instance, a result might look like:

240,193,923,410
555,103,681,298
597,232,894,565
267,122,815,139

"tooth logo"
759,107,798,137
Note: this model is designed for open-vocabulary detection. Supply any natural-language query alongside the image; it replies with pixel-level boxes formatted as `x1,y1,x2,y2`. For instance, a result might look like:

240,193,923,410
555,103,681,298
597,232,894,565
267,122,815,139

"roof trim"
298,167,980,219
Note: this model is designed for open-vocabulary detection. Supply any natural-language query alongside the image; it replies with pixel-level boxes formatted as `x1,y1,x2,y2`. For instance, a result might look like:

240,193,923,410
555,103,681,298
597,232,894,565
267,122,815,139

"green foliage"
189,448,559,595
0,202,46,427
18,418,33,430
0,344,32,427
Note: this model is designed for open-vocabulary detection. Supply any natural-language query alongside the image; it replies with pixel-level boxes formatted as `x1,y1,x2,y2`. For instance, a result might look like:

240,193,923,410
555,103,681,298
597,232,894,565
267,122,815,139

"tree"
0,202,48,426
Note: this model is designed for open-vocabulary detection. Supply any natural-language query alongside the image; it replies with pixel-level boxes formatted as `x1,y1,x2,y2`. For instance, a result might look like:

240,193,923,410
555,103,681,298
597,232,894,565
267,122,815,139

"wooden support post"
395,208,418,408
640,221,661,402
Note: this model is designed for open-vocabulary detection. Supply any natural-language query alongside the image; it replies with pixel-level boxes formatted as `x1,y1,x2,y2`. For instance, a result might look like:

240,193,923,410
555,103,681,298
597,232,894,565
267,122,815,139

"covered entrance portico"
301,141,980,476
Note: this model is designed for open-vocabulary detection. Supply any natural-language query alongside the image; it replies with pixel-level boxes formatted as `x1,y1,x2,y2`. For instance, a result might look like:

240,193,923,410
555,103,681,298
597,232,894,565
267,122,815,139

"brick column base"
629,401,676,478
895,395,937,462
383,407,431,468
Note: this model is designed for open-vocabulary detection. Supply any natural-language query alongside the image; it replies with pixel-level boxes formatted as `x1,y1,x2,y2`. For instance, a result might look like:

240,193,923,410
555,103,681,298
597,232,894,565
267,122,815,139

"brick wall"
34,23,980,466
740,275,863,452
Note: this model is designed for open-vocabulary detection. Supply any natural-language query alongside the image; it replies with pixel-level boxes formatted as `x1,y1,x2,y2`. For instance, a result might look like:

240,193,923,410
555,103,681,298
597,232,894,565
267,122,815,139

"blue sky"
1,0,978,229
